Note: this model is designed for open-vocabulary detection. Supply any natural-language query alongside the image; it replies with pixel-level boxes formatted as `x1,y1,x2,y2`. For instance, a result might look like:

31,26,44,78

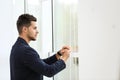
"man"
10,14,71,80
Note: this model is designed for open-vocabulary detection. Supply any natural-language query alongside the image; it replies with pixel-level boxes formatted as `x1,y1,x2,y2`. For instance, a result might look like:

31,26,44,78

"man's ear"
22,26,28,33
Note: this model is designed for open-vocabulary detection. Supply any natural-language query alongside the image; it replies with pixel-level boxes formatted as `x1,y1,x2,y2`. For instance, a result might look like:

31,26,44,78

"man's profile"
10,14,71,80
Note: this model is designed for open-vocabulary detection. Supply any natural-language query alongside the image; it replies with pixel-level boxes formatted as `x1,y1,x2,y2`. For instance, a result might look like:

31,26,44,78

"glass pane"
53,0,78,52
53,0,79,80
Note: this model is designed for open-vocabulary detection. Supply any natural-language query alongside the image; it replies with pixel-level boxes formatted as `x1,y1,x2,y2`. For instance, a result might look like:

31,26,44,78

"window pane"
53,0,79,80
53,0,78,52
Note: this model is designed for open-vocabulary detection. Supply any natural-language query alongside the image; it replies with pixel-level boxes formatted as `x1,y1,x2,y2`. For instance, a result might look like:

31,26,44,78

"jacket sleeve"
21,48,66,77
43,54,58,65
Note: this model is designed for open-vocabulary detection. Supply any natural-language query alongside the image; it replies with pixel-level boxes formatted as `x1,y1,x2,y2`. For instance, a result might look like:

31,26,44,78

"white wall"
78,0,120,80
0,0,24,80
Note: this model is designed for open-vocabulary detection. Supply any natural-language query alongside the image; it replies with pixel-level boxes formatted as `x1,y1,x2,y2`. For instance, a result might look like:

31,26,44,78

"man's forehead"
31,21,37,25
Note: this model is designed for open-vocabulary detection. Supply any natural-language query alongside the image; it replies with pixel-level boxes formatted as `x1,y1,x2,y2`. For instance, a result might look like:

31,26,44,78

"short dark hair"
17,14,37,34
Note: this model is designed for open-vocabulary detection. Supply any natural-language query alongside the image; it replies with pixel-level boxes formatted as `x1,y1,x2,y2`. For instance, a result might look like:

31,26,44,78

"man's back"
10,37,43,80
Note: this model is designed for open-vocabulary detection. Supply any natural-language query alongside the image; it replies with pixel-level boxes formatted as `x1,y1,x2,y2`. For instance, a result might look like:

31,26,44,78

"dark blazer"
10,37,66,80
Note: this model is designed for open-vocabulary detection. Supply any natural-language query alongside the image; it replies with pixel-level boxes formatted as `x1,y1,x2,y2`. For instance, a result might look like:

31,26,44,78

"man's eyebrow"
34,26,37,28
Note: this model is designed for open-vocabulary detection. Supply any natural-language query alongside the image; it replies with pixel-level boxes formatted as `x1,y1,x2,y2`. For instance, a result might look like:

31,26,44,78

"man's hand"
57,46,71,62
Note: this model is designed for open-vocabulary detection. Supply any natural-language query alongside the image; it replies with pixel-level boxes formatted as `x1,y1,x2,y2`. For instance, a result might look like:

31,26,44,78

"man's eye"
34,27,37,29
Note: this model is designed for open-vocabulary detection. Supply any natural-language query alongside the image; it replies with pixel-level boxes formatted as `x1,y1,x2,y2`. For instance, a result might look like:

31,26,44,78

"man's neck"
19,35,30,44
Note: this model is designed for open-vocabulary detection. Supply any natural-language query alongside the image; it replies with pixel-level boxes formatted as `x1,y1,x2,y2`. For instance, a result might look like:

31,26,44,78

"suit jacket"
10,37,66,80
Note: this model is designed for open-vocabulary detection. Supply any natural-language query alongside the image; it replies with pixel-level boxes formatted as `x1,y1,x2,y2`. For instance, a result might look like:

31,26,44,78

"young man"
10,14,71,80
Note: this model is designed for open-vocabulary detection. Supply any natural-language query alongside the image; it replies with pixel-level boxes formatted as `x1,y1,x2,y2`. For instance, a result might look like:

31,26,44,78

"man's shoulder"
13,37,30,49
13,41,29,49
11,42,38,58
12,39,31,52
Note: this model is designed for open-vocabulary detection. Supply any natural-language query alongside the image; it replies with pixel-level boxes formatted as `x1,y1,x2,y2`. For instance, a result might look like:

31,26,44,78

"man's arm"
43,46,71,64
43,54,58,65
22,48,66,77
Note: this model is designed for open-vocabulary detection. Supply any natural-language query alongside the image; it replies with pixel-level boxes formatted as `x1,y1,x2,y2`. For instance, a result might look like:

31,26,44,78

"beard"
27,29,38,41
31,37,36,41
27,34,37,41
